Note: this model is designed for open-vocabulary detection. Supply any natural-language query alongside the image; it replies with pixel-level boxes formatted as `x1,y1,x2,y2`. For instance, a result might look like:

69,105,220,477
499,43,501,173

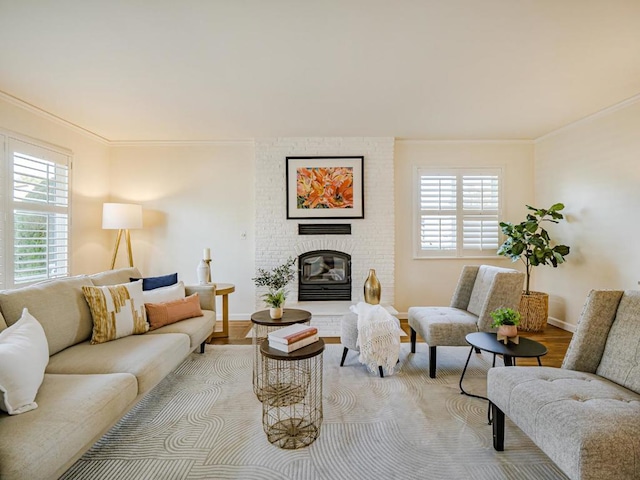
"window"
414,167,501,258
0,134,71,288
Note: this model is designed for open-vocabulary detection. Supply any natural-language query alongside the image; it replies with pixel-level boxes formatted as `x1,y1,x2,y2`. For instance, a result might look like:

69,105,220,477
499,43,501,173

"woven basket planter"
518,291,549,332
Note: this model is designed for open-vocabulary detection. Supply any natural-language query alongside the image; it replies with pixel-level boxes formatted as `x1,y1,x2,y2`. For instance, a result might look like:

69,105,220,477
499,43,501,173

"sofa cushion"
408,306,478,346
0,275,94,355
0,309,49,415
89,267,142,286
146,310,214,349
596,290,640,394
145,293,203,330
562,289,623,373
488,366,640,480
0,373,137,480
46,333,190,395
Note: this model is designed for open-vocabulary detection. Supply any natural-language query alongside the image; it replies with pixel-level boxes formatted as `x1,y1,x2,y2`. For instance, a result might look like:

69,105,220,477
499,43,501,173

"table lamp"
102,203,143,269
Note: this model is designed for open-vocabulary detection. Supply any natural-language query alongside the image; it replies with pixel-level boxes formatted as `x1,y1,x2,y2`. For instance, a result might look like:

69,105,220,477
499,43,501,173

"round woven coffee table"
260,339,324,449
250,309,312,401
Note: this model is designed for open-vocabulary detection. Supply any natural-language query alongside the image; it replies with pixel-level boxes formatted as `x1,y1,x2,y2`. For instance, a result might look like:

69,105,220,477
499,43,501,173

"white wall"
534,99,640,330
254,138,395,308
108,143,255,319
0,95,111,275
394,141,535,315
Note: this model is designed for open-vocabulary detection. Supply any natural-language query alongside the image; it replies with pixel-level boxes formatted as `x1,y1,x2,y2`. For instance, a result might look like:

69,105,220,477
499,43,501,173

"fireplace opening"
298,250,351,301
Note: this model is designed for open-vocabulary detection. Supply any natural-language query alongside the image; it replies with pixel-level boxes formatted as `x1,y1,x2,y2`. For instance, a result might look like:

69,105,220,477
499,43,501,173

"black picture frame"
285,156,364,219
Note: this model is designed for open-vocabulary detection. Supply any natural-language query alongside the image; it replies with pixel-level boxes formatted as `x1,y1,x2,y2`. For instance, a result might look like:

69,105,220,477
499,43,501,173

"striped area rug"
62,344,568,480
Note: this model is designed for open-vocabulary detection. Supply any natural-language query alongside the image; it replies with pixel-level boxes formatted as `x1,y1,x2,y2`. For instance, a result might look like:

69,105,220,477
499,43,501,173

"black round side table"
459,332,548,400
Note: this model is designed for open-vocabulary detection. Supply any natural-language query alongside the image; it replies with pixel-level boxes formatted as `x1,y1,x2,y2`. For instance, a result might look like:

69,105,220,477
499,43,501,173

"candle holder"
197,258,211,285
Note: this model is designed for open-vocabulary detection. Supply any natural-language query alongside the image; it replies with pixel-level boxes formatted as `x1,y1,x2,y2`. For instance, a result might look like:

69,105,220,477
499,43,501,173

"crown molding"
0,90,110,145
109,139,255,147
535,93,640,143
396,138,533,145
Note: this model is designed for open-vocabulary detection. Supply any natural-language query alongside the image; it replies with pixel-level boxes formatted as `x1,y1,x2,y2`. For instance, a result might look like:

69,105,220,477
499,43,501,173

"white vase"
197,259,210,285
269,307,283,319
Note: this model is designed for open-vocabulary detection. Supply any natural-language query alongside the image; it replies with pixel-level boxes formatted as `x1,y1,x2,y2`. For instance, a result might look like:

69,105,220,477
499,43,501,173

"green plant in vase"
490,307,521,340
497,203,570,331
253,257,296,319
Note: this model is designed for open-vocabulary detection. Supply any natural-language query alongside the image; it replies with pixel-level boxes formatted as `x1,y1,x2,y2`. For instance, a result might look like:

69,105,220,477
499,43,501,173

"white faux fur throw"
350,302,403,376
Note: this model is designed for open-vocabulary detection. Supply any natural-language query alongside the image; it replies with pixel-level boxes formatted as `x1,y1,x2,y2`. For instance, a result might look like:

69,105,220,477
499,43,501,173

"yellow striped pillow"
82,280,148,344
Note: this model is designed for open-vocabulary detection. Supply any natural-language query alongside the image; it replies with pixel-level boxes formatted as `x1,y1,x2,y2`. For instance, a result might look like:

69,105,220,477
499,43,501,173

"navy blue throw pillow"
130,273,178,291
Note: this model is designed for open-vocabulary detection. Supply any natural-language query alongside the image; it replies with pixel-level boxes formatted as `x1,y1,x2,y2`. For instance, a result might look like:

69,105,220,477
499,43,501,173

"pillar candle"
203,248,211,260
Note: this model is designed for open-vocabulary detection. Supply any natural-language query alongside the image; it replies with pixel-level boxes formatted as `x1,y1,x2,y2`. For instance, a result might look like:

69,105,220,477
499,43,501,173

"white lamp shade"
102,203,143,230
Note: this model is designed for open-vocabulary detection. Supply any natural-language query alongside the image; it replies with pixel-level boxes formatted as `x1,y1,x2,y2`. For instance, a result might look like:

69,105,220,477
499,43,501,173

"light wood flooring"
209,319,573,368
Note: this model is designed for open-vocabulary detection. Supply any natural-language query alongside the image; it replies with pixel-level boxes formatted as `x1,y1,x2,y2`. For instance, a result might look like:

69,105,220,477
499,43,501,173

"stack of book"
268,324,319,353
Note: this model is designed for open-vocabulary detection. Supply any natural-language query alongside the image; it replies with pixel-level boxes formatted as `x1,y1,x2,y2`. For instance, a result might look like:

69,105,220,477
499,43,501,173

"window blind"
7,138,70,285
0,135,5,289
416,168,501,258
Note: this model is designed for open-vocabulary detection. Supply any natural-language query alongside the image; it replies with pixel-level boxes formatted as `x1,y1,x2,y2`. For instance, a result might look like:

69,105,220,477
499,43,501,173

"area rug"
62,345,568,480
243,320,408,338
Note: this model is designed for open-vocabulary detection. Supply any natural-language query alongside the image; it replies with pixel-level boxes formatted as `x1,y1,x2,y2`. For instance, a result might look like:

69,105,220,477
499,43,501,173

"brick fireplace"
254,137,395,328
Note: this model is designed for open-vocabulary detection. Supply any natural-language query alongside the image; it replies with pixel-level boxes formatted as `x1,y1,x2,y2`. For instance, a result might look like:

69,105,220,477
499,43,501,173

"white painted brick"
255,137,395,313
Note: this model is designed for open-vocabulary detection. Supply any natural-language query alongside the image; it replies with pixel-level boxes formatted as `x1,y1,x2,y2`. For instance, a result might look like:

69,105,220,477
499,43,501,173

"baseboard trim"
547,316,576,333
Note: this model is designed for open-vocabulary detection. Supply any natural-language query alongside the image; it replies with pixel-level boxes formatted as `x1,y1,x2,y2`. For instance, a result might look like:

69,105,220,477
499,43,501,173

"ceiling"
1,1,639,142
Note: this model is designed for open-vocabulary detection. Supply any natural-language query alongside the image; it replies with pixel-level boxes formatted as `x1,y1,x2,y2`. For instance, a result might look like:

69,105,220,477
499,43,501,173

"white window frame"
0,131,72,289
413,166,502,259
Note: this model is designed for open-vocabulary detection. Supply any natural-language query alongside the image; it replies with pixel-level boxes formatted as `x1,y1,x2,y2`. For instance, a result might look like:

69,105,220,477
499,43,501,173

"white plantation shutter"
6,137,70,286
461,174,499,252
419,175,457,252
415,168,501,258
0,135,5,289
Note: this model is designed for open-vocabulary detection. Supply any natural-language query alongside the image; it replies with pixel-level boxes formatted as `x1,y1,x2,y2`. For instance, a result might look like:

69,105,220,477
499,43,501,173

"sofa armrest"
185,284,216,312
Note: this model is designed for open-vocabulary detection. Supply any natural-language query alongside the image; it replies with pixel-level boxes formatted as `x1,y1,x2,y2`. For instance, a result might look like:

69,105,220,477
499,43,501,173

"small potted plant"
252,257,296,319
490,307,521,338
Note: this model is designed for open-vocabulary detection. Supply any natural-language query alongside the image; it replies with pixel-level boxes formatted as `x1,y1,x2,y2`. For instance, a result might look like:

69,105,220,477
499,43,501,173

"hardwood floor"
209,319,573,368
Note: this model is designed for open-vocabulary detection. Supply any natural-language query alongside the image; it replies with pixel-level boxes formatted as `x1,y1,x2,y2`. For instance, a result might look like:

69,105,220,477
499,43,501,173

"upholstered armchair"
408,265,524,378
488,290,640,480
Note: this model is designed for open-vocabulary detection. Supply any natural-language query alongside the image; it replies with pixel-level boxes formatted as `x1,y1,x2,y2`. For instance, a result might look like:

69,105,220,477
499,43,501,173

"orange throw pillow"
145,293,203,330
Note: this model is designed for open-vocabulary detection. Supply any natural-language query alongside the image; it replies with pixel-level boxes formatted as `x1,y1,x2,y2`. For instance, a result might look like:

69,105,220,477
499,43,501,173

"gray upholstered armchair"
488,289,640,480
408,265,524,378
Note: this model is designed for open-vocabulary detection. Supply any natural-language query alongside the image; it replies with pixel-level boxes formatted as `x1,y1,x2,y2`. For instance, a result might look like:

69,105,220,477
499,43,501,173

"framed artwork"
286,156,364,219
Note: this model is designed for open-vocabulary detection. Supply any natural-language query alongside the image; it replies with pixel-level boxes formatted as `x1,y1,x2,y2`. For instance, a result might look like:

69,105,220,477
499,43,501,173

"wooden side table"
260,339,325,449
250,309,312,401
209,283,235,339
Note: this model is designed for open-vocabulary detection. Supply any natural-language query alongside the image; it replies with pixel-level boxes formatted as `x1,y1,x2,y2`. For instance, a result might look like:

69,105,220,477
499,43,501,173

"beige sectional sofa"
0,267,215,480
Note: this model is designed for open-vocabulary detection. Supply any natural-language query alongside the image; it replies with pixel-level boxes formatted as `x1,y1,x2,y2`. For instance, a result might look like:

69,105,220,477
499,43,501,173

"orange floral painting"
296,166,354,209
286,156,363,219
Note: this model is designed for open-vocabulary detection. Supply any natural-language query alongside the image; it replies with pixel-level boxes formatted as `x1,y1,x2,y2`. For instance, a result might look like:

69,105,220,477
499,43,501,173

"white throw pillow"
0,308,50,415
142,280,185,304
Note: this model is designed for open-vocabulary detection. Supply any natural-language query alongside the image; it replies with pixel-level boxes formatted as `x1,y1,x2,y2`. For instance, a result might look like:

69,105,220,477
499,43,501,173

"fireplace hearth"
298,250,351,301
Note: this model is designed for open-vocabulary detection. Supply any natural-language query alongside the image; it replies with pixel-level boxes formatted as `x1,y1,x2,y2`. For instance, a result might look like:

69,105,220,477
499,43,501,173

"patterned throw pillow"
145,293,203,330
82,280,148,344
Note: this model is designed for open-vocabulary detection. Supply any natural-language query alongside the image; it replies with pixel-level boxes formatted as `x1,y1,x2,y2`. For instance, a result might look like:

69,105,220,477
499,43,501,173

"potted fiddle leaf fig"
252,257,296,319
497,203,570,331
